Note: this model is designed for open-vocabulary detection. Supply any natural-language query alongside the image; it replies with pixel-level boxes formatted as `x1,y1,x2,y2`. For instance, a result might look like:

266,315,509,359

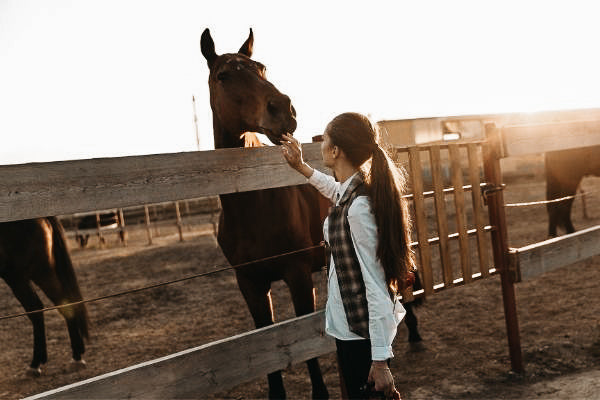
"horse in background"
75,211,125,248
0,217,89,376
545,145,600,237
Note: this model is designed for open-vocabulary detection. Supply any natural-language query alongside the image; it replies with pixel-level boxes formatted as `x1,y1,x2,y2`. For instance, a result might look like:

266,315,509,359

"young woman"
281,112,415,399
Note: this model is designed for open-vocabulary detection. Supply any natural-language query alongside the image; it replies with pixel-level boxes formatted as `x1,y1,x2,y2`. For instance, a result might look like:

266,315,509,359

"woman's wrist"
371,360,390,370
299,163,314,178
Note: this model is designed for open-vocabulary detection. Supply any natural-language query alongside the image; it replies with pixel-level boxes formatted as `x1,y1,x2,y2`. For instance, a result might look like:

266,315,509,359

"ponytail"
368,145,416,295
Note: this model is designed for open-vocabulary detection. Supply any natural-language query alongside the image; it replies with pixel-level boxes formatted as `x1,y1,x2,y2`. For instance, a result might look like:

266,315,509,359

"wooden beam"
448,144,471,282
408,147,434,296
25,311,334,400
501,120,600,157
467,144,490,277
509,225,600,281
429,145,453,286
0,143,326,223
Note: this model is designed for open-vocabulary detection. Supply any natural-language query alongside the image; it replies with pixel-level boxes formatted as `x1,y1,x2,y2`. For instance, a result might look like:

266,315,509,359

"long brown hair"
325,112,416,294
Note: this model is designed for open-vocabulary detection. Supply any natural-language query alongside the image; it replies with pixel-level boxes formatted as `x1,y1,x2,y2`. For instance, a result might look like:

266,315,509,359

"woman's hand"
368,361,400,399
281,134,314,178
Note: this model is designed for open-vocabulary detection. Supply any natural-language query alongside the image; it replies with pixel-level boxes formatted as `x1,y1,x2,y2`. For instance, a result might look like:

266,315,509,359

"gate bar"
467,143,490,277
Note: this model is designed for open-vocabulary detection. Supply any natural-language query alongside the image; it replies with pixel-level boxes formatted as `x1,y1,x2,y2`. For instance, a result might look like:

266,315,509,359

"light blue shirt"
308,169,406,360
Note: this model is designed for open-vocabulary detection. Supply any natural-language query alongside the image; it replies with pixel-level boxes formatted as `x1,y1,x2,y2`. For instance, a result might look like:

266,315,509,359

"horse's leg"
404,302,424,352
6,279,47,375
547,177,580,236
285,268,328,400
562,197,577,234
236,273,286,400
546,184,562,237
34,274,86,368
547,204,559,238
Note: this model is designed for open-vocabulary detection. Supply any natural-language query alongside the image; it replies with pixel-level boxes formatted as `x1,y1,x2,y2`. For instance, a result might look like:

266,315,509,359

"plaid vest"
327,174,370,338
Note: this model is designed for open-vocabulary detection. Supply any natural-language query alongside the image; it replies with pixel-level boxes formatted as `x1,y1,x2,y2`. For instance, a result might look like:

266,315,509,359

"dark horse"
201,28,422,398
0,217,89,376
545,145,600,237
75,211,125,248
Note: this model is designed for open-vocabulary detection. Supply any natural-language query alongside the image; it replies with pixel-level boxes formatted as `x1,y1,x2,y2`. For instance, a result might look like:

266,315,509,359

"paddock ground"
1,176,599,399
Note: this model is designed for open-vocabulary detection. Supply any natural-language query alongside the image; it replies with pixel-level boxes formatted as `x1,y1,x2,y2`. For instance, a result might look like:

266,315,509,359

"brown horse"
545,145,600,237
200,28,424,398
0,217,89,376
201,28,329,399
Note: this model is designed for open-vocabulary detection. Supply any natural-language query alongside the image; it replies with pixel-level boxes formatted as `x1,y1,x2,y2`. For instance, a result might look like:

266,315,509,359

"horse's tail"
47,217,90,340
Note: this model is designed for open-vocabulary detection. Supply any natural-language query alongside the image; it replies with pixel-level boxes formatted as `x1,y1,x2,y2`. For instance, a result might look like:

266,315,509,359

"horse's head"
201,28,297,148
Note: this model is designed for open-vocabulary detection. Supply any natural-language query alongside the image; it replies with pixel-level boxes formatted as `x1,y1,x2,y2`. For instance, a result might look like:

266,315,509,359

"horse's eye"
257,63,267,75
216,71,229,81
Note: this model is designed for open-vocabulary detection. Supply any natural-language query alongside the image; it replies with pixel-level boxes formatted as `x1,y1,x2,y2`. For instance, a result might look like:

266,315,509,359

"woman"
281,112,415,399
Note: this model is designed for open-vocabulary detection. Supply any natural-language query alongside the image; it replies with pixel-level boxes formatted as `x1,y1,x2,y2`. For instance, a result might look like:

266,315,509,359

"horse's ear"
238,28,253,58
201,28,217,69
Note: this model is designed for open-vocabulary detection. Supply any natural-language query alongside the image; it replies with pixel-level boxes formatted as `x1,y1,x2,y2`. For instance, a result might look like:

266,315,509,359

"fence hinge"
506,248,522,283
481,183,506,205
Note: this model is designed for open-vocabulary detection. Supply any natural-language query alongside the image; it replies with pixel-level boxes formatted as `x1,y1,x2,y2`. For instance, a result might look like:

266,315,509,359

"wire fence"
0,243,324,322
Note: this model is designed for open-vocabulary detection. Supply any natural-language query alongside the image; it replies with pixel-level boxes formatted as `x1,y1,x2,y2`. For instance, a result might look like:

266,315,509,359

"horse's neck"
219,189,279,217
212,121,278,220
212,120,245,149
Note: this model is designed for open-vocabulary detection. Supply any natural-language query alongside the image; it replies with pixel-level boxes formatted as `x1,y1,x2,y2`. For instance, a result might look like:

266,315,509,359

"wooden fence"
3,119,599,398
61,197,220,246
482,120,600,372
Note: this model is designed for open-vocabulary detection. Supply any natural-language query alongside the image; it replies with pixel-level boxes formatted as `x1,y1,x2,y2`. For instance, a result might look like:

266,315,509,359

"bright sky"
2,1,600,164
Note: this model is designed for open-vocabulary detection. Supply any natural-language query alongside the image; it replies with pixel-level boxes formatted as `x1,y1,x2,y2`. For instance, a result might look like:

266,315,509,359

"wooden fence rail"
0,143,326,223
508,225,600,282
500,119,600,157
25,311,333,399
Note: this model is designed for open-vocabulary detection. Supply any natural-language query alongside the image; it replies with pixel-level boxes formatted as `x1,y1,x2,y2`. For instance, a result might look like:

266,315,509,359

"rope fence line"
0,243,325,322
505,188,599,208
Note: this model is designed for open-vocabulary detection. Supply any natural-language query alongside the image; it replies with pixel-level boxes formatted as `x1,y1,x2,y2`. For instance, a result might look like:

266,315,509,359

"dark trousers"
336,338,372,399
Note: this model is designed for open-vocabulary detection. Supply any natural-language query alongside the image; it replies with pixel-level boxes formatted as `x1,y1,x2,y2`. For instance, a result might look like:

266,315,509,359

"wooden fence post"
482,123,524,373
118,208,128,247
144,205,153,245
175,201,184,242
95,212,104,249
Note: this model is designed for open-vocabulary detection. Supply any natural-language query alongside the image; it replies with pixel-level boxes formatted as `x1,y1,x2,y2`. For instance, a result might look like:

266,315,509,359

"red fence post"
482,123,524,373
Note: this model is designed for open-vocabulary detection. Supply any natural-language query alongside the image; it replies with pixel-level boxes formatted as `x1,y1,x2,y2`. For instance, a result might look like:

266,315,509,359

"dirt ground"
1,177,599,400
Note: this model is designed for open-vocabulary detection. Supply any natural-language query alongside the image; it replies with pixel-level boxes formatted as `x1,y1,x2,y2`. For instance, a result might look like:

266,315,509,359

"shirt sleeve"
307,169,338,203
347,196,406,360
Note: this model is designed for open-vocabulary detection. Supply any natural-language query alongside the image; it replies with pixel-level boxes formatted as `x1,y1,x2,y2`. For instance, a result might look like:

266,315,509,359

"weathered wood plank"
509,225,600,281
25,311,334,400
408,148,434,296
0,143,326,223
429,145,453,286
448,144,471,282
501,120,600,157
467,144,490,277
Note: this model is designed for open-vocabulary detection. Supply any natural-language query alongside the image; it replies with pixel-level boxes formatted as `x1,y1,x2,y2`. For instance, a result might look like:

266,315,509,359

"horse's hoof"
70,359,87,371
26,367,42,377
408,341,426,353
